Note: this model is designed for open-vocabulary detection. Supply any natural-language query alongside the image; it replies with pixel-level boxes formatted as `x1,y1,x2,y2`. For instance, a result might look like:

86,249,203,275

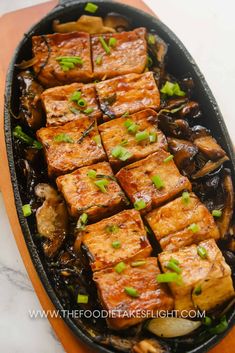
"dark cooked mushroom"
132,338,170,353
147,32,168,85
158,115,191,139
192,156,229,179
35,183,69,258
216,171,234,237
178,101,202,119
190,125,210,140
194,136,227,161
103,12,131,32
17,70,44,130
168,137,198,175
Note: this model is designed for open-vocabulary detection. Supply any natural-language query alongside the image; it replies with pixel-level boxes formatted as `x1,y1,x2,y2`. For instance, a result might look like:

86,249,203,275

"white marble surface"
0,1,234,352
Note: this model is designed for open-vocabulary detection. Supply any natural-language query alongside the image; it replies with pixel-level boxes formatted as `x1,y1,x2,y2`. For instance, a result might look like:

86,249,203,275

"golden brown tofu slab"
116,150,191,214
99,109,167,169
91,28,147,80
37,118,106,177
96,72,160,120
146,193,220,251
158,239,234,312
77,209,152,271
41,82,102,126
56,162,127,220
93,257,174,329
32,32,93,87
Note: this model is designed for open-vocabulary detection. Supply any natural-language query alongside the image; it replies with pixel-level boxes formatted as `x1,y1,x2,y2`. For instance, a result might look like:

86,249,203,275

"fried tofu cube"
146,193,220,251
32,32,93,87
158,239,234,312
99,109,167,169
56,162,126,220
37,118,106,177
41,82,102,126
116,150,191,213
96,72,160,120
91,28,147,80
93,257,174,329
76,209,152,271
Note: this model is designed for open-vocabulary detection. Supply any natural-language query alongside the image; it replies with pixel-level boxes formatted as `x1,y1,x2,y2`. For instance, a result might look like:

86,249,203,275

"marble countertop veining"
0,0,234,352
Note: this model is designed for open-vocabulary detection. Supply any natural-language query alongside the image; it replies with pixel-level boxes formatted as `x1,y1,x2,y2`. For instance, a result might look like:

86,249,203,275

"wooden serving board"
0,1,234,352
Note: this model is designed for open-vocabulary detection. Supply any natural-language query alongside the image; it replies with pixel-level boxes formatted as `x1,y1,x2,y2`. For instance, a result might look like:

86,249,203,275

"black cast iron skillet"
4,0,235,352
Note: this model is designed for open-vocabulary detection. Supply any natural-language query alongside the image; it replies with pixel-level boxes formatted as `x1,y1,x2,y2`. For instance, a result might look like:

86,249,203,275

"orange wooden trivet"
0,1,234,352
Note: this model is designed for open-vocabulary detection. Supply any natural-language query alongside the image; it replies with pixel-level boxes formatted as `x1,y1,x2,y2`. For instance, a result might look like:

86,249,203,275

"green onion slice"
151,175,164,189
148,33,156,45
134,199,146,211
111,146,133,161
106,224,119,233
54,133,74,143
149,131,157,143
70,91,81,102
160,81,185,97
94,179,109,193
13,126,42,149
182,191,190,205
111,240,121,249
95,55,102,65
188,223,200,233
212,209,222,218
99,36,111,54
131,260,146,267
114,261,126,274
87,169,97,179
164,154,174,163
124,286,140,298
156,272,182,285
77,98,87,107
77,294,89,304
84,2,98,13
83,107,94,115
209,316,228,334
93,135,102,146
76,213,88,231
22,204,32,217
166,259,182,274
135,130,149,142
109,37,117,47
193,285,202,296
197,245,208,259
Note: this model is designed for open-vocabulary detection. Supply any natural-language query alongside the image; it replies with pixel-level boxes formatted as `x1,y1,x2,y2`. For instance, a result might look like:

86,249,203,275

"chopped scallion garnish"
209,315,228,334
76,213,88,231
166,259,182,274
109,37,117,47
193,285,202,296
114,261,126,274
83,107,94,115
77,98,87,107
188,223,200,233
87,169,97,179
84,2,98,13
160,81,185,97
99,36,111,54
197,245,208,259
56,56,83,71
148,34,156,45
13,125,42,149
203,316,212,326
54,133,74,143
156,272,182,285
94,179,109,193
212,209,222,218
77,294,89,304
22,204,32,217
111,240,121,249
135,130,149,142
106,224,119,233
149,131,157,143
95,55,102,65
124,286,139,297
134,199,146,211
164,154,174,163
70,91,81,102
92,135,102,146
131,260,146,267
182,191,190,205
151,175,164,189
111,146,132,161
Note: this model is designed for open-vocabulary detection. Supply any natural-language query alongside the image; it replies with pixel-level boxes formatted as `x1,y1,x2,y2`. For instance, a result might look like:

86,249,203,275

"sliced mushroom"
147,317,201,338
132,338,169,353
191,125,210,140
53,15,115,34
216,172,234,237
158,115,191,139
194,136,227,161
148,32,168,85
179,101,202,119
103,12,130,32
17,70,44,130
35,183,69,258
192,156,229,179
168,137,198,175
